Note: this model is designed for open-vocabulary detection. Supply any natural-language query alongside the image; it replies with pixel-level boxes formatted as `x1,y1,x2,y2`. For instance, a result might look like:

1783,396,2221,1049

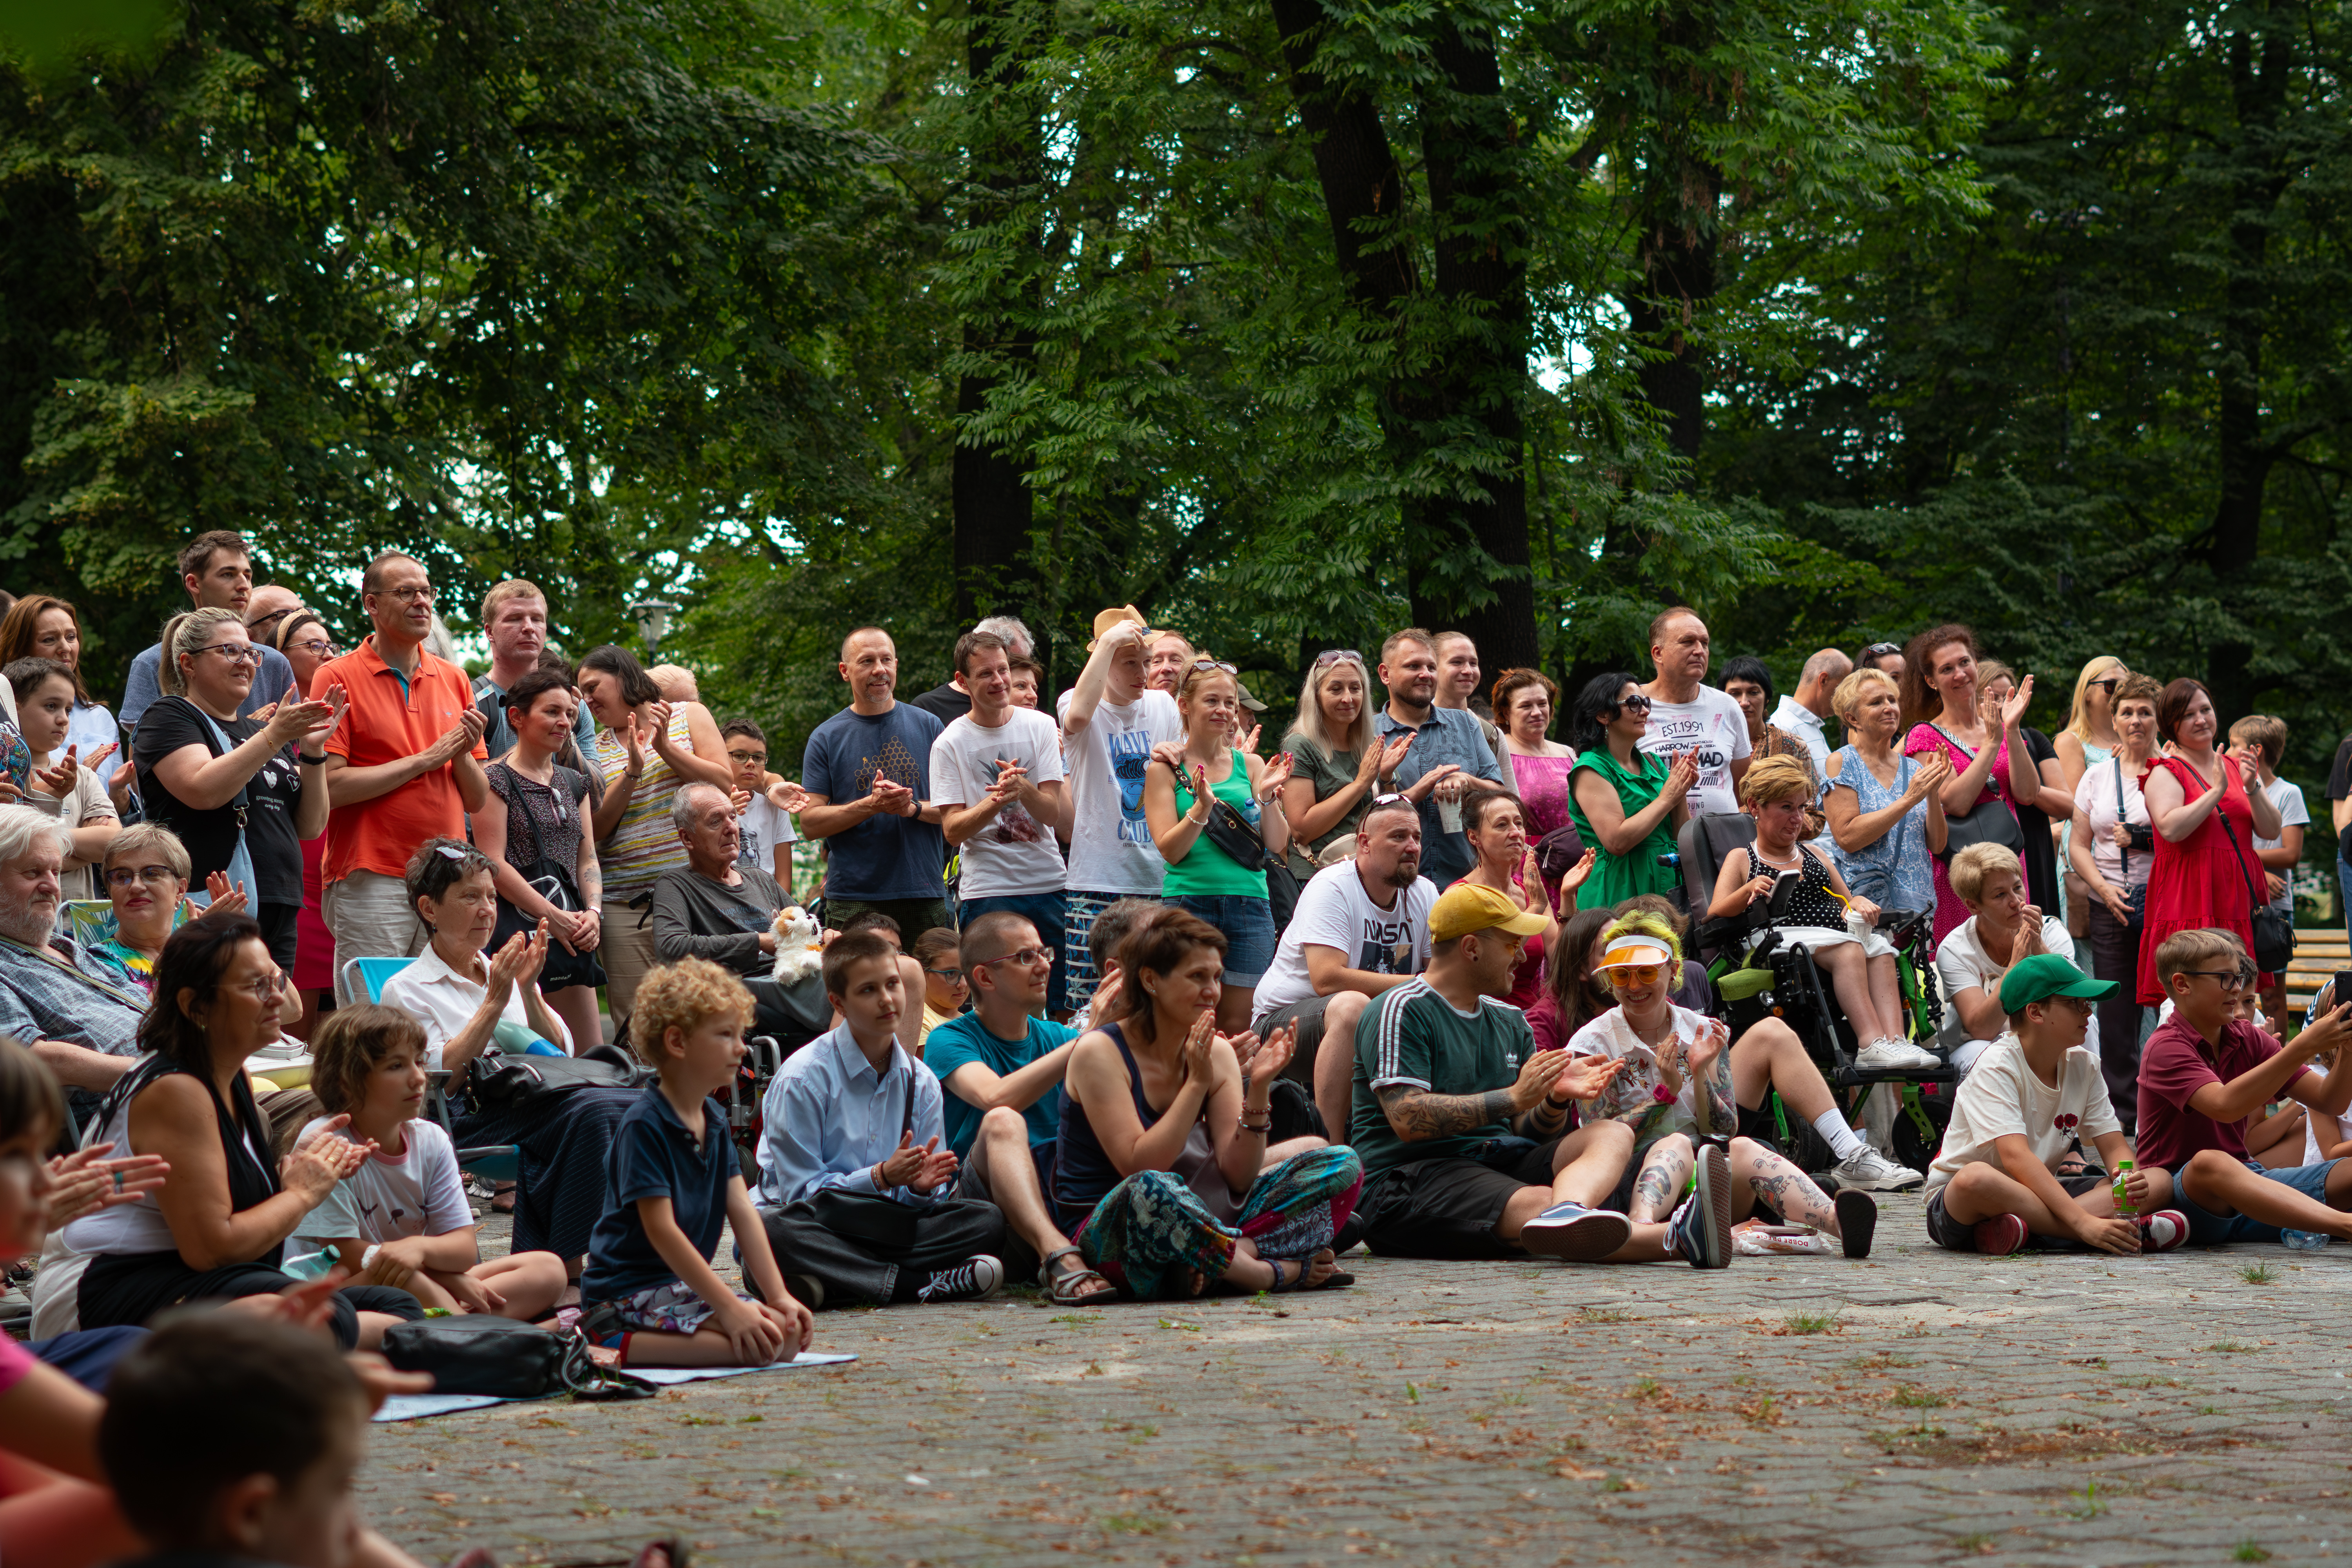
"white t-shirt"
289,1116,472,1247
1935,914,2077,1049
1252,862,1437,1022
2256,776,2308,915
1636,685,1752,818
1056,687,1184,895
929,706,1067,898
1925,1034,2120,1194
737,794,798,883
2072,759,2151,888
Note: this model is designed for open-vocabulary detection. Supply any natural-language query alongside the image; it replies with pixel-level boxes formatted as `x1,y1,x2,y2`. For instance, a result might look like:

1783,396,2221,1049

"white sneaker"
1855,1038,1940,1071
1829,1146,1923,1193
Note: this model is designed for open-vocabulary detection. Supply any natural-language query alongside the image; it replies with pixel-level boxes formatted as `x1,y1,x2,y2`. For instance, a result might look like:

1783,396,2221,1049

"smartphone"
2334,969,2352,1013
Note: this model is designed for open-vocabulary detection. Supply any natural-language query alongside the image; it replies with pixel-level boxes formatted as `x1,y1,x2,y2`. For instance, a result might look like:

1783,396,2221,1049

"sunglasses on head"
1312,649,1364,670
1189,658,1239,675
1860,642,1902,660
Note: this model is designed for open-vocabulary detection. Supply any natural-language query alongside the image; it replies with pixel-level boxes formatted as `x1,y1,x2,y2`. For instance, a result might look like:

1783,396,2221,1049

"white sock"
1814,1110,1866,1161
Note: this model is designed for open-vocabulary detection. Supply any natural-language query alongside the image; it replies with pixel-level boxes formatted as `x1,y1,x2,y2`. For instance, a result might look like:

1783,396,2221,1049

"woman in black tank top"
1055,907,1363,1299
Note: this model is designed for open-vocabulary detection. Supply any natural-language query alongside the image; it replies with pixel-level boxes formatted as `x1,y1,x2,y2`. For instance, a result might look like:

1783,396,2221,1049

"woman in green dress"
1565,673,1697,910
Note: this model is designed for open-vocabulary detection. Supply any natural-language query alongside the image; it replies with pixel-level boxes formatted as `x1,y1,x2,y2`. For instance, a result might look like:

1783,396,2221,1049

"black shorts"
1255,993,1340,1090
1924,1172,2102,1251
1357,1137,1566,1260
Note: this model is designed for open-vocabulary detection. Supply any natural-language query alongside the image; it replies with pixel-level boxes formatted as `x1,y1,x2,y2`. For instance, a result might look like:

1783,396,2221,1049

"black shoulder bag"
488,762,584,939
381,1314,656,1401
2212,774,2295,972
1187,770,1303,929
1929,724,2027,861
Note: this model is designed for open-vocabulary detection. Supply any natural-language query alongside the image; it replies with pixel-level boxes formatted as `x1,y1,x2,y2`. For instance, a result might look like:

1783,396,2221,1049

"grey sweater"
651,864,786,976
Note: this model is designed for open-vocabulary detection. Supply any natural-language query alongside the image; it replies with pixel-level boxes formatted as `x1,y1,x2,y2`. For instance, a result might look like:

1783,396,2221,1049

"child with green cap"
1922,953,2188,1256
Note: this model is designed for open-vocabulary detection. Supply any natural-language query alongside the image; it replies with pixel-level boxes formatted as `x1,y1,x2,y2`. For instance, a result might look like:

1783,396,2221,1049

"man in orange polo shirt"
313,551,490,1004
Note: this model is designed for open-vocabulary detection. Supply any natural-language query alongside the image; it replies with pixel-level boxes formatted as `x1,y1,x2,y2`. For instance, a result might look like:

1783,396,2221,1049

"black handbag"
465,1050,651,1115
379,1314,657,1401
487,765,595,949
1930,726,2027,861
2215,794,2295,972
1198,796,1273,873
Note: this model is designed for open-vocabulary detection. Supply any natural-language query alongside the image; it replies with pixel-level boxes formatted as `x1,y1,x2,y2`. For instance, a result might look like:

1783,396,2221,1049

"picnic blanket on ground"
372,1351,858,1421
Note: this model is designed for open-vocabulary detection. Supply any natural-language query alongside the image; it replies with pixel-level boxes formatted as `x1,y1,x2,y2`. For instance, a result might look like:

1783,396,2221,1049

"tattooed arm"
1375,1050,1571,1143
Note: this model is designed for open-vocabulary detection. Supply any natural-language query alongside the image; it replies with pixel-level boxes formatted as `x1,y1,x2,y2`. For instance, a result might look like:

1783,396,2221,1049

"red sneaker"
1971,1214,2028,1256
2140,1209,2188,1252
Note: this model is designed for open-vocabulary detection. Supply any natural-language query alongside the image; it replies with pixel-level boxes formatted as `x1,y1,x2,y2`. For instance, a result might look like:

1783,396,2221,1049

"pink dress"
1508,750,1578,904
291,832,335,992
1904,720,2026,945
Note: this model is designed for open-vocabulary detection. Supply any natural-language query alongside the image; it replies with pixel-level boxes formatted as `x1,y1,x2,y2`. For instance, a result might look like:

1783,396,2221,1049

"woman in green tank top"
1564,672,1699,910
1143,661,1294,1033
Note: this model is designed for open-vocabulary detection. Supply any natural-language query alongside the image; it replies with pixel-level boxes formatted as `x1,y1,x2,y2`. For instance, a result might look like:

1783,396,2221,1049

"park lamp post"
628,597,682,660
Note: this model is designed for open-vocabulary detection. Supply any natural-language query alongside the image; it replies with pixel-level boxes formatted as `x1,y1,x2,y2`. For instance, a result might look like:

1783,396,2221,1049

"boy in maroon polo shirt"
2138,927,2352,1245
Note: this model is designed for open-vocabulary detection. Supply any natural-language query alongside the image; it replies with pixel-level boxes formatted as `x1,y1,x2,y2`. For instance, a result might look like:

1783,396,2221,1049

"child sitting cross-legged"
1925,954,2187,1255
289,1006,568,1320
583,957,815,1367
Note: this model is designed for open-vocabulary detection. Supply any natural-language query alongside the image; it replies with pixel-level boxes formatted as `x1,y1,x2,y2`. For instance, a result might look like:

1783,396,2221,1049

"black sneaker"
1833,1187,1877,1259
1668,1144,1733,1269
915,1254,1005,1304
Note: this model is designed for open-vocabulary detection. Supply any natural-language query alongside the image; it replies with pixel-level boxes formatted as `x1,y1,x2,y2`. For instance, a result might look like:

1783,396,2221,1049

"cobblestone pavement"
364,1199,2352,1567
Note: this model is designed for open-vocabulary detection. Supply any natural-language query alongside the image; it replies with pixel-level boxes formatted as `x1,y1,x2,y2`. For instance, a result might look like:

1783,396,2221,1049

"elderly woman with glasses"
129,610,345,974
1278,650,1412,880
1564,672,1696,911
84,823,249,996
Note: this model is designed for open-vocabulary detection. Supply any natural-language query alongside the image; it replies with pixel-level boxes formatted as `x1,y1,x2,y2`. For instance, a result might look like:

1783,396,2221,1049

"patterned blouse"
590,707,697,898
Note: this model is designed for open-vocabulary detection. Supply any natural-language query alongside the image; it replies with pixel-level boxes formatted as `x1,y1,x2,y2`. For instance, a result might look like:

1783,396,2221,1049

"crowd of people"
0,535,2347,1566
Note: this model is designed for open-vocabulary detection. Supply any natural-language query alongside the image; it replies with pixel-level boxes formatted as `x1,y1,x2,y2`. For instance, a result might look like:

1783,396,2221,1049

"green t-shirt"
1349,978,1532,1179
1285,733,1367,878
1565,748,1680,910
924,1011,1075,1161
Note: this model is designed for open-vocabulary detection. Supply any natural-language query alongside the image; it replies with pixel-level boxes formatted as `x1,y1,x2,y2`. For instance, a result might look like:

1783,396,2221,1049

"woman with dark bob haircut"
62,914,426,1349
1563,671,1694,911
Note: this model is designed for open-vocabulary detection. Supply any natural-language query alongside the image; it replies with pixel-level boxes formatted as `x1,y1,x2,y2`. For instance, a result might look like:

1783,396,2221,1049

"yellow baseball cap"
1087,605,1150,650
1429,882,1548,942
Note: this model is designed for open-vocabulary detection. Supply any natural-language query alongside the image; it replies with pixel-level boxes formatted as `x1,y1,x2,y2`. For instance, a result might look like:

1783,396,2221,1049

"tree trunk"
1624,204,1718,465
952,0,1044,625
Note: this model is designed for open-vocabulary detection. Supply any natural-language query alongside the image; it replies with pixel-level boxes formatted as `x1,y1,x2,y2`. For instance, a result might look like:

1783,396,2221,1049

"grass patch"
2234,1543,2272,1563
1629,1376,1662,1399
1156,1318,1201,1332
1576,1305,1633,1323
2239,1263,2279,1286
1952,1534,1994,1555
1100,1515,1169,1536
2064,1479,2108,1520
1781,1308,1842,1336
1890,1386,1948,1409
1049,1312,1102,1325
2206,1341,2258,1354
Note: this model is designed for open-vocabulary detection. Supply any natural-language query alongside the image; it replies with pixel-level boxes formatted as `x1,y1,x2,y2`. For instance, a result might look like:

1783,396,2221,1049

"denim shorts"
1168,894,1277,985
2176,1157,2338,1247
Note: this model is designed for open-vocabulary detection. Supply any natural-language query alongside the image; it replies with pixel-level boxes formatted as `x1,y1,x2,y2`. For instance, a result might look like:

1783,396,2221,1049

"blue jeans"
958,891,1071,1014
2175,1157,2339,1246
1168,894,1277,986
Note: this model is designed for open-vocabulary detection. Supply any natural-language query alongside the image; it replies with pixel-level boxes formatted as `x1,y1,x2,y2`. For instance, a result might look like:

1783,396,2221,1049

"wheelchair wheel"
1889,1083,1953,1175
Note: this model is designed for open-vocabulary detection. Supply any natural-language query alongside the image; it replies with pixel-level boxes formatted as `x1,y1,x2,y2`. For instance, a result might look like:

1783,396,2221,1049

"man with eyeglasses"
0,806,146,1098
309,551,489,1005
2139,927,2352,1248
1058,608,1184,1004
119,531,298,730
923,911,1114,1304
651,783,820,1042
1372,629,1510,887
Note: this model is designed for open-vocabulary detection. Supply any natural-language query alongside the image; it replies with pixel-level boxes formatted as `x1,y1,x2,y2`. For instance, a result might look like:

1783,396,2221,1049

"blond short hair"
102,822,191,884
479,579,546,627
1738,755,1814,808
631,957,755,1066
1949,842,2022,904
1829,666,1897,724
1601,909,1684,969
2155,927,2246,989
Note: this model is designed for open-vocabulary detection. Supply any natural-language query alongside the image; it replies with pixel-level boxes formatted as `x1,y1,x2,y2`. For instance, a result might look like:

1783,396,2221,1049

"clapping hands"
877,1131,958,1194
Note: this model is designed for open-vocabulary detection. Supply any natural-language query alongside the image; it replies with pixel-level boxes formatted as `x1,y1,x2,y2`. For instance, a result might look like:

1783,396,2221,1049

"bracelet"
298,752,327,765
1238,1114,1272,1134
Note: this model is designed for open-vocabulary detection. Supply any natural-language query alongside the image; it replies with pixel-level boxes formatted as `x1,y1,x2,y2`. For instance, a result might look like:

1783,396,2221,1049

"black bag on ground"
379,1315,657,1401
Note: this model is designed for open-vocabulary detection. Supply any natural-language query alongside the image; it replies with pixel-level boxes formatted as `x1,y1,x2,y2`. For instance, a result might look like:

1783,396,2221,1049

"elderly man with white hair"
0,804,149,1093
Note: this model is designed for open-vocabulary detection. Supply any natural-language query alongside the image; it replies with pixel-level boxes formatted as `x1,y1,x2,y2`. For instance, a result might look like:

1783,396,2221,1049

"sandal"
1037,1245,1114,1305
1267,1249,1353,1292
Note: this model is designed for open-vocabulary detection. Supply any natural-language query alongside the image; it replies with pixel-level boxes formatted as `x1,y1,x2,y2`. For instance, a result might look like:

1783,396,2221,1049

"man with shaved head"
799,626,951,936
1637,606,1749,819
1771,648,1851,781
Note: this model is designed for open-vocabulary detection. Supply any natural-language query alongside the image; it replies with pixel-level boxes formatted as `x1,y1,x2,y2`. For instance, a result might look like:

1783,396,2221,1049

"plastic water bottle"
282,1248,338,1281
2112,1159,2137,1219
2282,1229,2330,1251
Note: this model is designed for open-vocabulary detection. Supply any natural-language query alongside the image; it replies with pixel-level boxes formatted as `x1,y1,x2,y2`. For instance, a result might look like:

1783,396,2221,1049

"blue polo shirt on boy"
924,1012,1076,1161
582,1088,737,1305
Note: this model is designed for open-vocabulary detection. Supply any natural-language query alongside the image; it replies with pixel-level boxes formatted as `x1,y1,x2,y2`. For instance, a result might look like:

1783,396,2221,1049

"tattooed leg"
1729,1135,1837,1231
1629,1135,1693,1223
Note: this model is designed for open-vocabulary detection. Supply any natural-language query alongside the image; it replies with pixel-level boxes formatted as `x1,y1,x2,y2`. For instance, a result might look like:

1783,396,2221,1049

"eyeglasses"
373,585,436,604
105,866,180,889
727,750,769,766
245,608,300,634
973,946,1056,969
228,969,288,1002
1602,963,1667,989
1312,650,1364,670
287,637,339,660
2180,969,2248,992
924,966,967,984
192,644,262,667
1860,642,1902,660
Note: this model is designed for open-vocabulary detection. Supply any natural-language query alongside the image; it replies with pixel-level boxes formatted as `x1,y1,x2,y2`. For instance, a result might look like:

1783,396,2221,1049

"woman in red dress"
2136,678,2282,1004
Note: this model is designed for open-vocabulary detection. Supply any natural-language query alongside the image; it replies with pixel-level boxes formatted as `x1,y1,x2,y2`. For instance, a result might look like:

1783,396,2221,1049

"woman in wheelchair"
1567,912,1885,1253
1709,758,1940,1073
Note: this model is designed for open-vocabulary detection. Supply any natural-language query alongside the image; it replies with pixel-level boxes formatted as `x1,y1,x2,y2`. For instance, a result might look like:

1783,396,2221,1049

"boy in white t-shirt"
933,630,1069,1011
292,1005,569,1319
721,718,800,886
1924,955,2186,1257
1057,608,1184,999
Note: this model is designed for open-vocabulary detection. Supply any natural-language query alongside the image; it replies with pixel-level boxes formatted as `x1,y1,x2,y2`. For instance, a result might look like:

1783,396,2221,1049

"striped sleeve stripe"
1371,978,1432,1083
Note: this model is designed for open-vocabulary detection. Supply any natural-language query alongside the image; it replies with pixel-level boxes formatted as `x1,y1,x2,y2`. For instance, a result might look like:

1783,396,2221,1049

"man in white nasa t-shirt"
1636,606,1751,820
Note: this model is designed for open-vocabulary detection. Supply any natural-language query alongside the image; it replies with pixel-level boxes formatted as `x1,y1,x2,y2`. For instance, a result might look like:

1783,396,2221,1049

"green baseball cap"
1999,953,2118,1013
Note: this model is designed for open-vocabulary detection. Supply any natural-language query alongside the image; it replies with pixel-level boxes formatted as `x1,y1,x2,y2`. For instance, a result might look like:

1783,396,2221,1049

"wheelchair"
1674,812,1958,1178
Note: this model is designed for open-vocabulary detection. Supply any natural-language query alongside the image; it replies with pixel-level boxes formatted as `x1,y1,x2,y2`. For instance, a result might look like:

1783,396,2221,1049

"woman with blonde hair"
1708,757,1933,1070
1566,909,1885,1249
1823,666,1949,919
2055,655,2129,791
1278,650,1409,878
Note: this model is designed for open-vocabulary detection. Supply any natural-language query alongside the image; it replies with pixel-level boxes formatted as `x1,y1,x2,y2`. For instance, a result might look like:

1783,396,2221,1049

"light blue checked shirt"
756,1024,948,1209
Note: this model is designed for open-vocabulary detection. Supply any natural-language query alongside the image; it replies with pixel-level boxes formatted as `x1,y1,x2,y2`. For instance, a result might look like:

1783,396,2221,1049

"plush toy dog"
769,904,825,985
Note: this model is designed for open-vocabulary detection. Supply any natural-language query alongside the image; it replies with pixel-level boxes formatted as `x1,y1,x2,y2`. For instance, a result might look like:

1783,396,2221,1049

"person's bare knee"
1497,1184,1554,1242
